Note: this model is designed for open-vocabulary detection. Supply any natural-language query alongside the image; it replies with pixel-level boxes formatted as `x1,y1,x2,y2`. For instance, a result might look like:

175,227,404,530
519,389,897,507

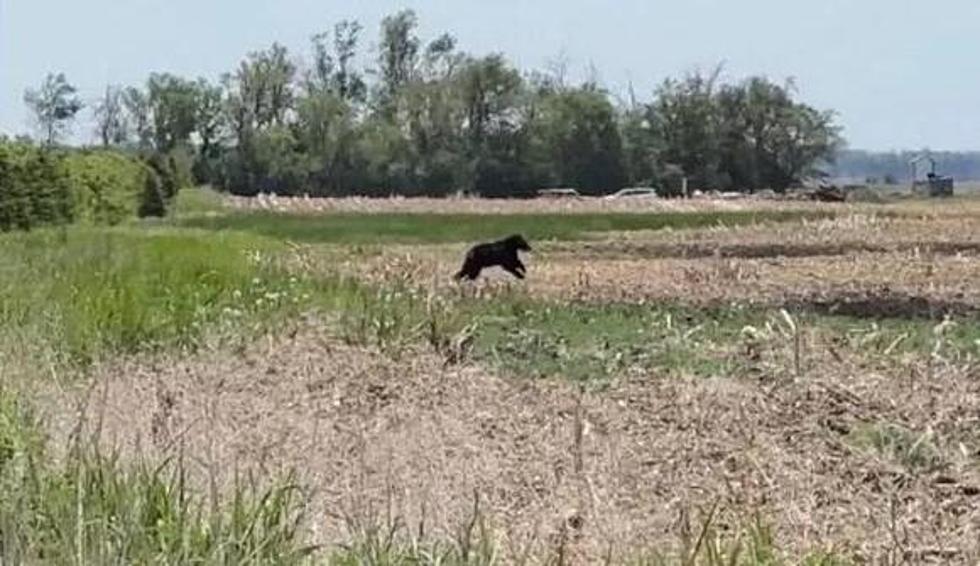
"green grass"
4,222,976,381
846,422,943,472
179,209,833,245
172,185,228,217
809,313,980,362
470,302,759,383
0,227,312,368
466,300,980,383
309,280,980,383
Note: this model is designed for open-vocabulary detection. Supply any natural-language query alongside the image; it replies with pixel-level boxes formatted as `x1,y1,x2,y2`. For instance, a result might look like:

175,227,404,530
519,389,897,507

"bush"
64,149,152,224
1,140,188,232
138,164,166,217
0,140,74,231
140,149,193,217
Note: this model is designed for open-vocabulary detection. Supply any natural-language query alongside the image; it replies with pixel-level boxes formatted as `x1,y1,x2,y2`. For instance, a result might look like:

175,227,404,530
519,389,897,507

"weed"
846,422,943,472
634,504,852,566
473,302,761,382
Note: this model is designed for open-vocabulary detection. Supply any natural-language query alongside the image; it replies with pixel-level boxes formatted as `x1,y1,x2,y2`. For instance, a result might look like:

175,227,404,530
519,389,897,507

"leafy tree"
147,73,200,152
454,55,531,196
191,78,225,183
247,125,306,195
532,87,626,194
81,10,842,199
122,87,153,149
619,106,662,188
139,163,166,217
716,83,756,190
422,33,463,81
397,79,463,193
717,77,842,191
93,85,128,147
377,10,421,113
353,116,415,195
141,152,182,216
23,73,84,145
307,20,367,103
458,55,522,146
226,43,297,139
0,141,74,230
648,68,724,190
65,150,151,224
290,21,370,194
222,43,299,194
294,91,357,194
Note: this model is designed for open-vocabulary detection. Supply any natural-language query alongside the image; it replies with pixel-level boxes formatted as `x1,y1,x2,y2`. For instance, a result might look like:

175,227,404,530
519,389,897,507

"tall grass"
322,497,851,565
3,386,856,565
0,227,307,368
0,224,472,374
0,388,313,564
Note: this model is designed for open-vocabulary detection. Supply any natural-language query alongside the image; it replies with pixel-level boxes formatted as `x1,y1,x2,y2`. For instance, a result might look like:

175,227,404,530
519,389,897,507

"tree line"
19,10,844,198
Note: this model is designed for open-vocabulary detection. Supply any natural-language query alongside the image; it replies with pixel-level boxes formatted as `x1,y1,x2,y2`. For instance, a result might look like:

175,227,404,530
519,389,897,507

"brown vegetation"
40,319,980,563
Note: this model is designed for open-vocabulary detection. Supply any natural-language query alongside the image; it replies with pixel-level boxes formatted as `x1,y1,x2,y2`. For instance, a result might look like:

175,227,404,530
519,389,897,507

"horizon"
2,0,979,152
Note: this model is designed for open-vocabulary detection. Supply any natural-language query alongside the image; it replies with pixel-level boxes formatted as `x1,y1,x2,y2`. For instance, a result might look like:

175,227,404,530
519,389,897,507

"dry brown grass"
222,191,980,219
37,320,980,563
225,193,851,215
332,212,980,318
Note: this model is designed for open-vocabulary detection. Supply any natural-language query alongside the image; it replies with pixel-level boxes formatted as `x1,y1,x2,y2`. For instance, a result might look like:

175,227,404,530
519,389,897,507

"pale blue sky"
2,0,978,150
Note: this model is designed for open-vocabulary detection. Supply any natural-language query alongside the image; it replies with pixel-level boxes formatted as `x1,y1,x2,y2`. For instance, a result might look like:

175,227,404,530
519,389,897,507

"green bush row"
0,140,187,232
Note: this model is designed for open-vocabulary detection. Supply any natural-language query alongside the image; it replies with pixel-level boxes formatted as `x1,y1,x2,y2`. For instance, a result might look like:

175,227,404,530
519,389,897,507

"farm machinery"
909,153,954,197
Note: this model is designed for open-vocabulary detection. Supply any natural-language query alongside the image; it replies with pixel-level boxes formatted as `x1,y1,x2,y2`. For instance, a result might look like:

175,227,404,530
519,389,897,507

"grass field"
180,209,833,245
4,188,980,564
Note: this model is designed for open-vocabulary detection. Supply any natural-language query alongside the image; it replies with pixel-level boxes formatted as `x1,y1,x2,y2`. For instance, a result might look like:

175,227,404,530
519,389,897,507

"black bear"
454,234,532,280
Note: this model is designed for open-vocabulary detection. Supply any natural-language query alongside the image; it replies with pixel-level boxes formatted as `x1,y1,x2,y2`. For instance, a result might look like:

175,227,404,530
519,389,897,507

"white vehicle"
604,187,659,199
537,188,582,199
